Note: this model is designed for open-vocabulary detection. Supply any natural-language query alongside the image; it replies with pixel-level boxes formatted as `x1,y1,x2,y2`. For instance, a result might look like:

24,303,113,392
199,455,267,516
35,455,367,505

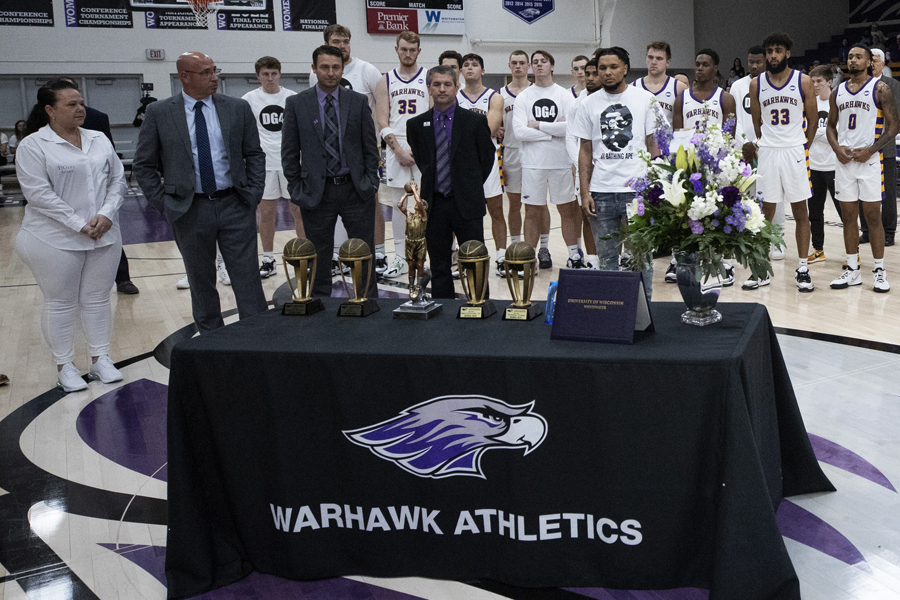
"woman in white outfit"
15,79,126,392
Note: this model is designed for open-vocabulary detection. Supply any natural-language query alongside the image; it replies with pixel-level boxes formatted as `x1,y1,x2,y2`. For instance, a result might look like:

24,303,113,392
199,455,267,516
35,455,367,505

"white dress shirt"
15,125,126,251
182,91,232,193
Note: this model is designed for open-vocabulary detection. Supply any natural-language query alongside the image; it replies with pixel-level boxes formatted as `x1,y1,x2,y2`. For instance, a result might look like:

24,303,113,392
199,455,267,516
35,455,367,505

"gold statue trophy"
502,241,543,321
337,238,380,317
281,238,325,316
457,240,497,319
393,183,443,320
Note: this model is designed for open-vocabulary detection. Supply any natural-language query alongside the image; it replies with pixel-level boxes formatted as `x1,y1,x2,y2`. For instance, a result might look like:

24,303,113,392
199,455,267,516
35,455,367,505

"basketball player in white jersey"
309,24,385,274
374,30,429,278
807,65,838,264
439,50,463,83
513,50,583,269
501,51,552,267
747,32,818,292
631,41,687,125
827,44,898,292
673,49,736,132
570,55,589,98
566,58,602,269
242,56,300,280
457,53,507,275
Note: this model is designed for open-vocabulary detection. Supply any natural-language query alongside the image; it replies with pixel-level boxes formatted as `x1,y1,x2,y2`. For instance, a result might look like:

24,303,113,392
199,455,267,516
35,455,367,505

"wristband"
751,140,759,149
380,127,395,141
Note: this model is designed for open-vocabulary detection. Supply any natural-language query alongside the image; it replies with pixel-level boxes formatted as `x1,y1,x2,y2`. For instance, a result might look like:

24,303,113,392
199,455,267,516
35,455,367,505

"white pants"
15,229,121,365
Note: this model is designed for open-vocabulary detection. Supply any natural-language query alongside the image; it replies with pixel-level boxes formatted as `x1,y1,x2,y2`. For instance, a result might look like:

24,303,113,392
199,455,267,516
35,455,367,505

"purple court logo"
503,0,554,24
344,395,548,479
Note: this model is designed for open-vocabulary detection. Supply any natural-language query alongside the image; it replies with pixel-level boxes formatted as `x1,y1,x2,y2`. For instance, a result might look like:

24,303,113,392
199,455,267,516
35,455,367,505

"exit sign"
146,49,165,61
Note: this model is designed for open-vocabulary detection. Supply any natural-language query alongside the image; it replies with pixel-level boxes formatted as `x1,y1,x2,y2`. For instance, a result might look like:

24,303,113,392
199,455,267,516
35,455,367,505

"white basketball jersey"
501,84,528,148
758,69,807,147
681,87,725,129
386,67,428,138
458,87,500,148
835,76,883,149
632,76,678,124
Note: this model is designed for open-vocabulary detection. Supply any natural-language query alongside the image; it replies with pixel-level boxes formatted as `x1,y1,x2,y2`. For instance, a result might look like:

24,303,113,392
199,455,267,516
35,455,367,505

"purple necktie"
435,112,451,196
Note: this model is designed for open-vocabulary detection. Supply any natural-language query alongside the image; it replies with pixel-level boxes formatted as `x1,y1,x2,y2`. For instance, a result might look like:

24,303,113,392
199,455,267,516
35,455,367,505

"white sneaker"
384,257,408,278
217,263,231,286
89,355,123,384
496,258,507,278
741,276,770,290
58,363,87,392
830,266,862,289
873,268,890,293
770,245,785,260
176,275,190,289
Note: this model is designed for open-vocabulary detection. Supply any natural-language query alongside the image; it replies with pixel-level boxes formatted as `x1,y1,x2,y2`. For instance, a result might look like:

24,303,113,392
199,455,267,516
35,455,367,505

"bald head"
177,51,219,100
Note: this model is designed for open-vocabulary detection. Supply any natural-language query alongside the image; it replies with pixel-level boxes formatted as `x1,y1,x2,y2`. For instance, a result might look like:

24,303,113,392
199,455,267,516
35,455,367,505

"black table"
166,300,833,600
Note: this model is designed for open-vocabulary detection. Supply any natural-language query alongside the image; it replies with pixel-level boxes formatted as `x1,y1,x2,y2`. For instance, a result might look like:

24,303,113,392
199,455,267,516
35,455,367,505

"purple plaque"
503,0,553,24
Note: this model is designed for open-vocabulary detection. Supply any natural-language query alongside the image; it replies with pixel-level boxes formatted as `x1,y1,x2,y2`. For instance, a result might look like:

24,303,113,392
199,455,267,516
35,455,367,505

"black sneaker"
259,258,277,279
566,257,587,269
538,248,552,269
795,268,815,293
859,231,870,244
375,255,388,275
722,264,735,287
664,261,677,283
116,280,139,295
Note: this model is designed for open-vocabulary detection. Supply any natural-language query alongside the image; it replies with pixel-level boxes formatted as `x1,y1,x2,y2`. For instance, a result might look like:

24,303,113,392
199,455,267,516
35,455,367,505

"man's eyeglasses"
184,68,222,78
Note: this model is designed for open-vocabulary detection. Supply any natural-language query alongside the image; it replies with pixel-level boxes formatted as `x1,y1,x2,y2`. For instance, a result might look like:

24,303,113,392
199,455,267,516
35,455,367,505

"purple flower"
646,185,664,205
724,116,736,136
650,217,655,225
721,186,741,207
690,132,703,145
653,127,672,157
689,172,703,194
711,219,720,228
740,162,752,177
689,218,704,234
724,224,733,233
636,200,645,216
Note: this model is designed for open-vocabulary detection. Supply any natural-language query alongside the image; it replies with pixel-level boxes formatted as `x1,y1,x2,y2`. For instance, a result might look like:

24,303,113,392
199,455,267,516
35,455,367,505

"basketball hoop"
187,0,218,27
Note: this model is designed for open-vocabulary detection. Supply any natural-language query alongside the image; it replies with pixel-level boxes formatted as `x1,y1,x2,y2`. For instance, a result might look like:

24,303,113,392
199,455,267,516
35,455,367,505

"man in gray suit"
133,51,268,332
282,45,380,297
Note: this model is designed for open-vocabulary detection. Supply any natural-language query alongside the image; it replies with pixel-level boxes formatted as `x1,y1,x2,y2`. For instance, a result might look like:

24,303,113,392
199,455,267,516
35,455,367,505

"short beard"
847,67,864,75
602,79,625,93
767,57,788,74
585,83,600,94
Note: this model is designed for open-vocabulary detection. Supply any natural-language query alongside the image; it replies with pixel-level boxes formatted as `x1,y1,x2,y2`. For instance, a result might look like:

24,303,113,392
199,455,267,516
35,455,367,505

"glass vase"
674,251,723,326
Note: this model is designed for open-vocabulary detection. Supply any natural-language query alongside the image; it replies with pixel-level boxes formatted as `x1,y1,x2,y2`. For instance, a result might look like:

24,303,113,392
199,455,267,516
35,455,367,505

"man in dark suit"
133,51,268,332
282,45,380,297
407,65,495,298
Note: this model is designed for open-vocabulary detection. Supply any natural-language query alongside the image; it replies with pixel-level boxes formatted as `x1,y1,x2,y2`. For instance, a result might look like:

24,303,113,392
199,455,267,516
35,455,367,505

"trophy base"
338,298,380,317
504,303,544,321
393,300,443,320
282,298,325,316
458,300,497,319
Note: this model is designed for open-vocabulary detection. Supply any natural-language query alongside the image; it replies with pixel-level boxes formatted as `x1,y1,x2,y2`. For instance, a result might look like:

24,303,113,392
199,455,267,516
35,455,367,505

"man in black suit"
282,45,380,297
134,51,268,332
407,65,495,299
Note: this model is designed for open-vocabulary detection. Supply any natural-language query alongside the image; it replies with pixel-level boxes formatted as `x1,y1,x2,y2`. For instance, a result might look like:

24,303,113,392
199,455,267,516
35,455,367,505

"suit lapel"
213,95,232,155
171,95,192,158
338,87,351,142
305,89,325,146
421,108,435,159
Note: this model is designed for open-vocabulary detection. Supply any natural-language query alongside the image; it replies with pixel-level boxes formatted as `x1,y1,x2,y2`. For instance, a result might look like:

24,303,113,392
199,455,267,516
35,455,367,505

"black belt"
194,187,235,200
325,175,351,185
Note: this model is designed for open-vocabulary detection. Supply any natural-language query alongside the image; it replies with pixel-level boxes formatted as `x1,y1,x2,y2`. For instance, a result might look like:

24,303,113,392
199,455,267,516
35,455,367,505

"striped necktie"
435,112,451,196
324,94,341,175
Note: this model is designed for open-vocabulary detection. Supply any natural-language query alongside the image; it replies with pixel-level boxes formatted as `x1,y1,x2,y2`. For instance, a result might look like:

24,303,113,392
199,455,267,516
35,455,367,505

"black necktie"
193,102,217,196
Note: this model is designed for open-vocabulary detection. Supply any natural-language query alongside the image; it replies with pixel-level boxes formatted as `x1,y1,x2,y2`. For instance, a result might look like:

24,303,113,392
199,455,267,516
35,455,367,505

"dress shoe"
859,231,870,244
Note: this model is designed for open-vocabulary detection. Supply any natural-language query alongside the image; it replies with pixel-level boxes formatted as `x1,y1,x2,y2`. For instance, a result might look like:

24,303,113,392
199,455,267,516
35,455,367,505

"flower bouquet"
624,107,784,324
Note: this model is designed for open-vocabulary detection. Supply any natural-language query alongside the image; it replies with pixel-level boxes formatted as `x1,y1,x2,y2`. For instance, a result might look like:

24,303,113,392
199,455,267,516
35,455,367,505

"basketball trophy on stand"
337,239,380,317
393,182,442,320
457,240,496,319
502,241,543,321
281,238,325,316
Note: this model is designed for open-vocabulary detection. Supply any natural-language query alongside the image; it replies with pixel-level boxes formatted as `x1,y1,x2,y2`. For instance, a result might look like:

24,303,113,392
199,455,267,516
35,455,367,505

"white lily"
660,169,687,206
738,173,760,192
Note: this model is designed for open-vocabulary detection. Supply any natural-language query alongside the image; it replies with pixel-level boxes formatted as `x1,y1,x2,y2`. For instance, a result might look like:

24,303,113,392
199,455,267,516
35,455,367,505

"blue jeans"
587,191,653,302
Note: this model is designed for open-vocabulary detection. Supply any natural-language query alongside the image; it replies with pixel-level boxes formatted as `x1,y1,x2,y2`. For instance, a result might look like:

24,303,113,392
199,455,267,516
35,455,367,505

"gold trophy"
457,240,496,319
502,241,543,321
337,238,380,317
281,237,325,316
393,182,442,320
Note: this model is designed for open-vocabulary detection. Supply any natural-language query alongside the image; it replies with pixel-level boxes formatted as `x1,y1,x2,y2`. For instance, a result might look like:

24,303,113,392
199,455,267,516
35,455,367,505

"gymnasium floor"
0,183,899,600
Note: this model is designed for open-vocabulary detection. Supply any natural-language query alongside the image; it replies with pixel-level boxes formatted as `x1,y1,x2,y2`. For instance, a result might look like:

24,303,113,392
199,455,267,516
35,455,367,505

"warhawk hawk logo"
344,395,547,479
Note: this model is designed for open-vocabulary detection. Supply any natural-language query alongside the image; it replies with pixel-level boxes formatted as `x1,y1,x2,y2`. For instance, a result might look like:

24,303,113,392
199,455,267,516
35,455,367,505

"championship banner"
143,8,203,28
281,0,334,31
366,0,464,35
217,3,274,31
64,0,132,28
0,0,54,26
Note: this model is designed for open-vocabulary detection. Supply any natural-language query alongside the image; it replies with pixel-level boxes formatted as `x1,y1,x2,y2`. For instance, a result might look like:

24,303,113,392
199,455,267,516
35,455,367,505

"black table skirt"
166,300,833,600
